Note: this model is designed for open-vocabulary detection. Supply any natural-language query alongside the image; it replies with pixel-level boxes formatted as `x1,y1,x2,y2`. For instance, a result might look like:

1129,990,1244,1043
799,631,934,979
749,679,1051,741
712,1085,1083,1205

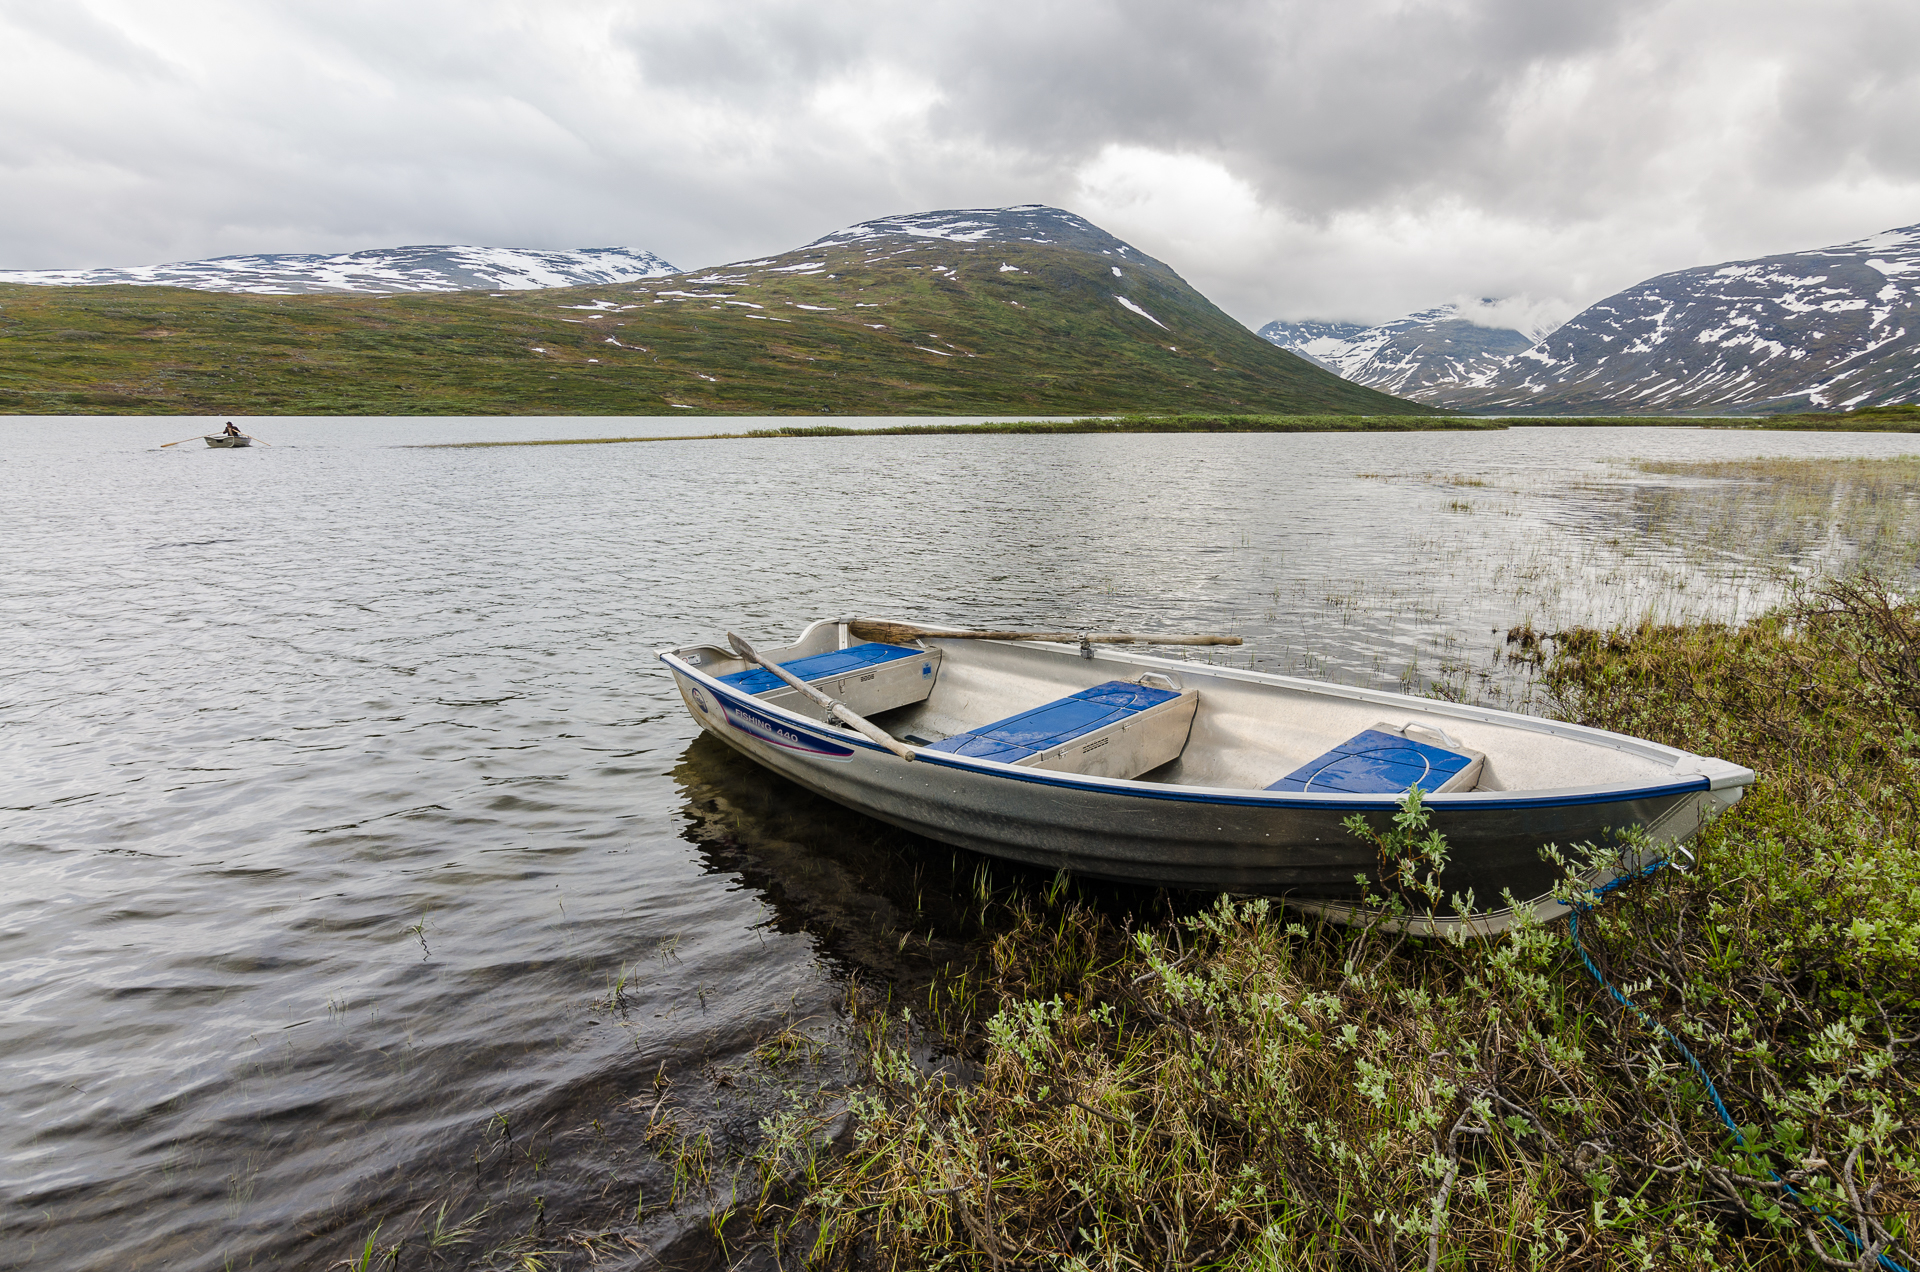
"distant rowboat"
660,619,1754,932
204,434,253,448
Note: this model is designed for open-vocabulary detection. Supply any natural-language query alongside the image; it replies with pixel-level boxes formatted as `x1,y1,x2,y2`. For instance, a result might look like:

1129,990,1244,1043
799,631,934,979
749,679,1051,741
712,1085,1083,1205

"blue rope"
1567,862,1911,1272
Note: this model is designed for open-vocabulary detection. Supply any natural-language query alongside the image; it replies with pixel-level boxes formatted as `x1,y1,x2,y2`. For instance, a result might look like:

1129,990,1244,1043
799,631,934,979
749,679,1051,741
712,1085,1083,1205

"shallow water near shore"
2,417,1915,1269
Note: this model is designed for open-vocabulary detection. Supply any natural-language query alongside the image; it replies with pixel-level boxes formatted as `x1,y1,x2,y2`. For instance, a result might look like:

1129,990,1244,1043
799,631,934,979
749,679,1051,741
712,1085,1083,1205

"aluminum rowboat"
203,434,253,448
660,619,1753,932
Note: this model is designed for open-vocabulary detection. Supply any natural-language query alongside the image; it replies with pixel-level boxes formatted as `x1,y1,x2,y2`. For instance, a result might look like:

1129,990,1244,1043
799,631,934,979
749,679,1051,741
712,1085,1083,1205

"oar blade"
845,618,929,645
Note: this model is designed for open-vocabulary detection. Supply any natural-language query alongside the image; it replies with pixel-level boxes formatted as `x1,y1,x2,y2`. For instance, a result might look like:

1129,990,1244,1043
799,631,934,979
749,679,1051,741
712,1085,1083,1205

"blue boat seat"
926,680,1198,779
1267,724,1484,795
718,641,923,694
717,641,941,719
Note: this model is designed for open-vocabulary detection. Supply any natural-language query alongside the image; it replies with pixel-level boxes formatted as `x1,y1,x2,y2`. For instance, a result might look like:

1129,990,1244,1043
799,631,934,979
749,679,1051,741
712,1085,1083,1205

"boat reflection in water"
672,731,1071,984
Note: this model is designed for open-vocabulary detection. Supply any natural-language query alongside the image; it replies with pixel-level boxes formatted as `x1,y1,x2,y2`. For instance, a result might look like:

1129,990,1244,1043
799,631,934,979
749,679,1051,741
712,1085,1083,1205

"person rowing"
223,422,243,438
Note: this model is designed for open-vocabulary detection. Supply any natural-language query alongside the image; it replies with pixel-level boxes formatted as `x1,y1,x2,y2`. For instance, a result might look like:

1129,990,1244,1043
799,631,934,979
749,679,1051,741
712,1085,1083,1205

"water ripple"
2,417,1913,1268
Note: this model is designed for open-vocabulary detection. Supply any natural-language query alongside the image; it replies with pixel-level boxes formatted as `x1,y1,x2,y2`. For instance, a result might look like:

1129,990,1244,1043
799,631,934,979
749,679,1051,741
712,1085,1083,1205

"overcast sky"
3,0,1916,331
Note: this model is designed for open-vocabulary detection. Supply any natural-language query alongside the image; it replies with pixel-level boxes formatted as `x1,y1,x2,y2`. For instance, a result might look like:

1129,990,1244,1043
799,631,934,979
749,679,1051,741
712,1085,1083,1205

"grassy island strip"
1477,405,1920,431
418,411,1920,448
419,415,1508,447
1745,404,1920,431
742,579,1918,1270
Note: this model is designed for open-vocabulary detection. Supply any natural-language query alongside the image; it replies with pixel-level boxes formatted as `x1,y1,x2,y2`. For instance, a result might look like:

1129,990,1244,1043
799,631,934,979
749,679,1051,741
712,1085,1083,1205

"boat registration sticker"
720,698,856,760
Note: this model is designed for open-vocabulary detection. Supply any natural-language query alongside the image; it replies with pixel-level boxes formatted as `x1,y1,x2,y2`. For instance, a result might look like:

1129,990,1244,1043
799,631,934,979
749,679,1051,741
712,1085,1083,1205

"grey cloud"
1771,5,1920,183
1,0,184,81
912,0,1654,209
0,0,1915,332
619,6,860,101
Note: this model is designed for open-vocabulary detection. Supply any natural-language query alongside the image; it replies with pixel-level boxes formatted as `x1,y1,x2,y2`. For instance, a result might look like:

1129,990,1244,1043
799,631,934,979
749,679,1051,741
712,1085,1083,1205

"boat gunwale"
657,641,1751,810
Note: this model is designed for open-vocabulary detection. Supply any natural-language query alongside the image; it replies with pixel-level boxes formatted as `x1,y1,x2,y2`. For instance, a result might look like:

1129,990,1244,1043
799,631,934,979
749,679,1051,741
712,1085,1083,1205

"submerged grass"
756,578,1920,1269
1624,457,1920,584
1265,454,1919,710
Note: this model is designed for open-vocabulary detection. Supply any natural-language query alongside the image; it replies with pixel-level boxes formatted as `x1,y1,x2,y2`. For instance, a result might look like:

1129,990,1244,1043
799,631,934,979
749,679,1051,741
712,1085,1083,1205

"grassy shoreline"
750,578,1919,1270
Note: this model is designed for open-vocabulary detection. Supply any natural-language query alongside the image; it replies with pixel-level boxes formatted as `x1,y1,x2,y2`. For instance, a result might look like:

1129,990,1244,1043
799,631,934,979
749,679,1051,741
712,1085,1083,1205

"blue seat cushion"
1266,729,1474,794
926,680,1180,764
719,642,921,695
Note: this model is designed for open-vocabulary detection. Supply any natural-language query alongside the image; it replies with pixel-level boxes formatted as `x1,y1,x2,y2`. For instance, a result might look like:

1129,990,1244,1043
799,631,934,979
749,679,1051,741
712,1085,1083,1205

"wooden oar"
846,619,1242,647
158,434,207,448
725,632,917,762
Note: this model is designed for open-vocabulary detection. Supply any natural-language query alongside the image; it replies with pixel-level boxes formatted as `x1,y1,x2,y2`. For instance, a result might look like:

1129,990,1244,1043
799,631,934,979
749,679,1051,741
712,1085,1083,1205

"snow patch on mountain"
0,245,678,295
1112,295,1168,329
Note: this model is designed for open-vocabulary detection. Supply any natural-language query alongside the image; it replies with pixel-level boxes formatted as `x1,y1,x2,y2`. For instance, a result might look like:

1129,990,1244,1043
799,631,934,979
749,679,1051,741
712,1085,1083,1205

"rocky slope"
0,245,678,294
1259,306,1532,395
1431,224,1920,414
0,205,1426,417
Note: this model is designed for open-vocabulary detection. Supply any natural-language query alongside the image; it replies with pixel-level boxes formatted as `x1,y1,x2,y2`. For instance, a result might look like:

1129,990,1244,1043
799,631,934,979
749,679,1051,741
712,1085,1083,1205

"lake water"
3,417,1915,1270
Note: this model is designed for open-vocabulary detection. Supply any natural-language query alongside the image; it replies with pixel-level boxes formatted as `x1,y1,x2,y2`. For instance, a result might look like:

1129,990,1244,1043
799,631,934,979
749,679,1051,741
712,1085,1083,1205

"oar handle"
846,619,1241,647
725,633,916,762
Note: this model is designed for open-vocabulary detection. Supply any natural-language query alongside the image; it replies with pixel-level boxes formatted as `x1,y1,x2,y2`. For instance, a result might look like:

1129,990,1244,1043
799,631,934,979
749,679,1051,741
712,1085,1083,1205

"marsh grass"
1252,455,1919,709
1625,457,1920,584
757,578,1920,1269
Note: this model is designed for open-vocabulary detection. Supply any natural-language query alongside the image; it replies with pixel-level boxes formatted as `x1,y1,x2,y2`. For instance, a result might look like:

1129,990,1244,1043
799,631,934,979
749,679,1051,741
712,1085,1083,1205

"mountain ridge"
0,245,678,295
0,204,1429,417
1260,223,1920,414
1429,223,1920,414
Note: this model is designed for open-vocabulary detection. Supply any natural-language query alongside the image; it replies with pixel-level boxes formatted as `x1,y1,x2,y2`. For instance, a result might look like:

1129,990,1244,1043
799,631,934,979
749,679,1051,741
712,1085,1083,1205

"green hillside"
0,234,1429,417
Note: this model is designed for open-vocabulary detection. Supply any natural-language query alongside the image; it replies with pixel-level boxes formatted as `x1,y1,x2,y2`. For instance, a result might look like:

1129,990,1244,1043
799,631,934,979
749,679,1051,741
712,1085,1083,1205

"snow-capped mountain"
1258,305,1533,396
0,245,678,295
803,204,1171,267
1,203,1419,417
1431,224,1920,414
672,204,1203,339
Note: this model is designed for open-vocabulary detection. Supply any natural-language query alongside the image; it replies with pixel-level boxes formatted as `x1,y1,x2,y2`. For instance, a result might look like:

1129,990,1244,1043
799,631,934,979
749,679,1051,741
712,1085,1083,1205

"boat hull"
661,629,1750,931
203,435,252,448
